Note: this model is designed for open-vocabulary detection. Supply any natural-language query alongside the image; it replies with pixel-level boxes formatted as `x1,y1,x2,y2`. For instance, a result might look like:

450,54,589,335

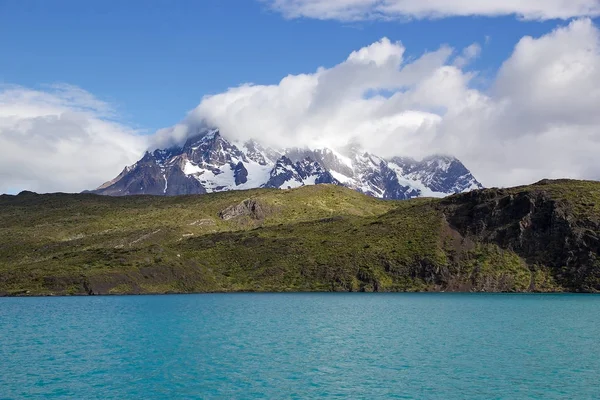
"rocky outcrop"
440,186,600,292
219,199,266,221
233,162,248,185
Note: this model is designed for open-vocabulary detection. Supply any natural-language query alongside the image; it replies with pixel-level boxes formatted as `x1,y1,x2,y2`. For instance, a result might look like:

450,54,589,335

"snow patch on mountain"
92,128,483,198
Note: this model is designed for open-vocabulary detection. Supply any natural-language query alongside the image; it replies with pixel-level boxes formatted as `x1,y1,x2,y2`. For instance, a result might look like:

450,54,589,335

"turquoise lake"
1,293,599,399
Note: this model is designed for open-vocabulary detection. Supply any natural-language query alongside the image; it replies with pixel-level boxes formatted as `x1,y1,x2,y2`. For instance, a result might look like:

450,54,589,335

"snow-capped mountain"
92,128,482,199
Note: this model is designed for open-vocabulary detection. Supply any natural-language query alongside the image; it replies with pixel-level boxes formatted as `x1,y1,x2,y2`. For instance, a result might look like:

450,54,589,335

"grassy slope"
510,179,600,220
0,185,395,294
2,180,598,295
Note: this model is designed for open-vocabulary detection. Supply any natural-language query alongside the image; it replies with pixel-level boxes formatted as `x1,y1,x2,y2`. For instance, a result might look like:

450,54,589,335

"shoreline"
3,289,597,299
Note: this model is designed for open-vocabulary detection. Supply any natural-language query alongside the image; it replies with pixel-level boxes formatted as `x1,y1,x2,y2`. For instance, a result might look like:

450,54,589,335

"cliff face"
1,180,599,296
440,181,600,292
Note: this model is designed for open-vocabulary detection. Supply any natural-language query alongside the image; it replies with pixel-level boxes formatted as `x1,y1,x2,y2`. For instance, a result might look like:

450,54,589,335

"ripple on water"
1,293,599,399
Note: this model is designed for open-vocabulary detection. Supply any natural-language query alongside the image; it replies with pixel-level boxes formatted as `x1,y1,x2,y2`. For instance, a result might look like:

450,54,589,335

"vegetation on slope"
1,180,598,296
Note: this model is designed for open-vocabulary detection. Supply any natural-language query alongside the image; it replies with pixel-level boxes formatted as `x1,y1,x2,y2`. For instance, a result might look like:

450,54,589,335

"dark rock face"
286,148,355,177
295,158,338,185
263,156,339,189
94,151,206,196
264,156,297,189
165,167,207,196
95,152,166,196
183,130,246,166
380,162,419,200
233,162,248,186
315,172,337,185
391,155,483,194
440,189,600,292
419,156,481,193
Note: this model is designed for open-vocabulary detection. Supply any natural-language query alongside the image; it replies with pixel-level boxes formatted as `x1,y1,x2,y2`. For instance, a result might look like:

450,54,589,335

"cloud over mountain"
179,18,600,188
1,19,600,193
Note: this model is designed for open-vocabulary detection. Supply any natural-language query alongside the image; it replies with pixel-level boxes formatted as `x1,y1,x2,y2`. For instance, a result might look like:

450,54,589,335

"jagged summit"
93,128,483,199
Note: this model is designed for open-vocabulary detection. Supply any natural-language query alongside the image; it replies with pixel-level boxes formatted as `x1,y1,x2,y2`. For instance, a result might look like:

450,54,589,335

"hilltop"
1,180,599,295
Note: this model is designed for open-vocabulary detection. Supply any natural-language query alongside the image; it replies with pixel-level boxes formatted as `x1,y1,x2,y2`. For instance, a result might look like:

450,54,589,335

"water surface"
1,293,599,399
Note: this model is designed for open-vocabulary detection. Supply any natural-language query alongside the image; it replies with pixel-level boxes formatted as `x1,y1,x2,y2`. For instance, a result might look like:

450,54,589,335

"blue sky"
0,0,577,132
2,0,600,193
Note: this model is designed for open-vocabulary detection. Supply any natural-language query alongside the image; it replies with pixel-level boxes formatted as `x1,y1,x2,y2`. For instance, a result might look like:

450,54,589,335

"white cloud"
495,18,600,129
0,85,147,193
263,0,600,21
182,19,600,188
3,19,600,193
429,19,600,186
454,43,482,68
186,37,455,152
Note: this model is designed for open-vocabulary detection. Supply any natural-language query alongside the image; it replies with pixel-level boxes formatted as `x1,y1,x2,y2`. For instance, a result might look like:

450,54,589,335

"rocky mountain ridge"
92,128,482,199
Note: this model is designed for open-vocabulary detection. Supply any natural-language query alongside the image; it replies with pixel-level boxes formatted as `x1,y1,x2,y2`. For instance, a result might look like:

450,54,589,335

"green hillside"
1,180,599,296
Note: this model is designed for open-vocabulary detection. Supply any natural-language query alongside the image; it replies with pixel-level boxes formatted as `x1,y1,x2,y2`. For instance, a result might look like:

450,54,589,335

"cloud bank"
263,0,600,21
0,84,146,193
2,19,600,192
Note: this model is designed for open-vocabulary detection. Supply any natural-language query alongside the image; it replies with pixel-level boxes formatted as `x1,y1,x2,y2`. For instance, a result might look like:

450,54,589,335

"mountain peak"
182,128,221,150
91,128,483,199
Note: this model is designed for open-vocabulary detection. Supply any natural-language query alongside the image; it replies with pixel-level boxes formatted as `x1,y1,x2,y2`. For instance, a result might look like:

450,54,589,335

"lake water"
1,293,599,399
